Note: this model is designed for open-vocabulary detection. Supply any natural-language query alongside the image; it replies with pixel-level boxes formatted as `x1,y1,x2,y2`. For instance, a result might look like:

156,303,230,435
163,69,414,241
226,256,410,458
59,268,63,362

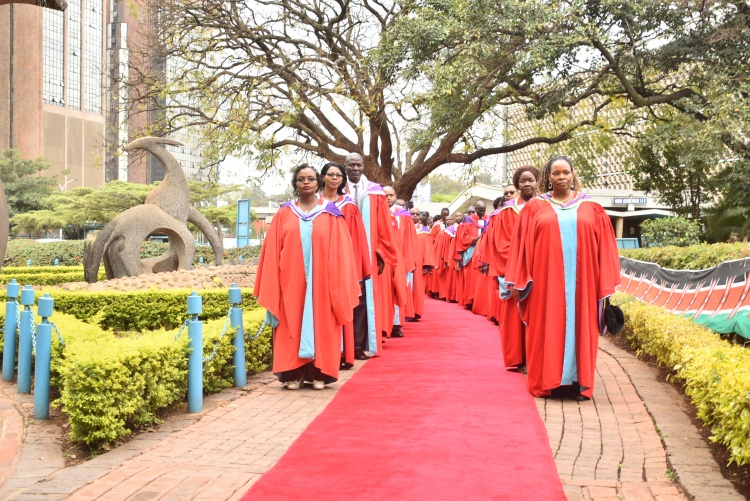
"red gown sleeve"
594,203,621,300
326,214,363,325
253,208,287,318
342,204,372,281
373,196,400,267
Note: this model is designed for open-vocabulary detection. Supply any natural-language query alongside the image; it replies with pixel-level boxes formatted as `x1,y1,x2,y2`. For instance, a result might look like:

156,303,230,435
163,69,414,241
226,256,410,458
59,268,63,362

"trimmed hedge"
620,243,750,270
0,270,107,286
1,306,272,446
614,294,750,466
45,288,260,332
4,240,261,267
0,285,273,447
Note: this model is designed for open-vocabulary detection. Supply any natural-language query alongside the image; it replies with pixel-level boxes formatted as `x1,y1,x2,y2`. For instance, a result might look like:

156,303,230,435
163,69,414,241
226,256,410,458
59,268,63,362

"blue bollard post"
229,283,246,387
54,258,59,267
187,292,203,413
199,256,205,265
17,286,35,394
34,294,53,419
2,279,21,382
27,259,32,267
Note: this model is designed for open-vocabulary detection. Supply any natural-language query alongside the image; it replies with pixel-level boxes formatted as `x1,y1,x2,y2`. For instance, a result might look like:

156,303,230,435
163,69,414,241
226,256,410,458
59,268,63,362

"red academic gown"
455,215,487,307
505,193,621,399
414,224,437,318
429,222,445,293
379,212,408,335
254,200,361,383
495,199,526,369
469,232,490,318
348,180,401,351
482,208,502,322
392,207,418,321
336,195,372,367
437,224,457,301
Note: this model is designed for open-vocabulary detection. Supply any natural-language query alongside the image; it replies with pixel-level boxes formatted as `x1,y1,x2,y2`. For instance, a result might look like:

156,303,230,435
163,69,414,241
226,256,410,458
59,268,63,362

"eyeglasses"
325,172,344,178
503,190,516,196
296,176,317,183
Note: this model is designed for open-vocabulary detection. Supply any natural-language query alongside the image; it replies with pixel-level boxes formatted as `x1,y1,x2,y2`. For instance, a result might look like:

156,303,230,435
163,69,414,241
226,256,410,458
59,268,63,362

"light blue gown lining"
556,205,580,385
360,195,379,353
298,218,316,359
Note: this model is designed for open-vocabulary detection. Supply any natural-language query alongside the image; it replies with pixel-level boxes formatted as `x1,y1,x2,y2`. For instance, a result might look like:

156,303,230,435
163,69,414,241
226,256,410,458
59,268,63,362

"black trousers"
353,282,368,351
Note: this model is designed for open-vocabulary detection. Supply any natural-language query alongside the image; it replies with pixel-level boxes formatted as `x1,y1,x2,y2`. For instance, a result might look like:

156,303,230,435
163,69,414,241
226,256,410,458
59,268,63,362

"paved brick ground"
0,335,745,500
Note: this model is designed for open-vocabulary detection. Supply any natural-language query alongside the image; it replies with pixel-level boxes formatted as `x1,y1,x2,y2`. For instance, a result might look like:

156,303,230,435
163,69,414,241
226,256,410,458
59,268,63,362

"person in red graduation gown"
412,210,437,320
496,166,539,373
319,162,372,369
455,202,489,310
506,156,620,401
344,153,401,358
254,165,361,390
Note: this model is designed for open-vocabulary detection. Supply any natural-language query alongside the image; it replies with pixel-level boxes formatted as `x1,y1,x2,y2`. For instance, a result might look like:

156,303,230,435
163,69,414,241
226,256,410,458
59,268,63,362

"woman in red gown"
319,162,372,368
254,165,361,390
506,156,620,401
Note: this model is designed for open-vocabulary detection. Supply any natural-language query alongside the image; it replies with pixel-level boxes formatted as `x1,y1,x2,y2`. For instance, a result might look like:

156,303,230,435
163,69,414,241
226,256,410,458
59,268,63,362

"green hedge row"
43,288,259,332
1,305,272,447
614,294,750,466
0,270,107,286
620,243,750,270
4,240,261,267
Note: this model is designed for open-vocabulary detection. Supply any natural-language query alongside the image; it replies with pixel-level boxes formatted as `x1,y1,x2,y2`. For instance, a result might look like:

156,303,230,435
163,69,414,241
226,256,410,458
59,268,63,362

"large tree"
123,0,612,198
393,0,750,185
0,149,56,218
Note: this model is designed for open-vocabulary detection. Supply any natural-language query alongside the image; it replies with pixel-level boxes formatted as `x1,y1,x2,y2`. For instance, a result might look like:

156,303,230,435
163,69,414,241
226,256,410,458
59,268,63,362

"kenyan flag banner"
618,257,750,340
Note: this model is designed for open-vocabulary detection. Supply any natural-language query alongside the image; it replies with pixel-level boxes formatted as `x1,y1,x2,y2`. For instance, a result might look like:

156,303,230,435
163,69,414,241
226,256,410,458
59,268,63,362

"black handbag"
603,298,625,334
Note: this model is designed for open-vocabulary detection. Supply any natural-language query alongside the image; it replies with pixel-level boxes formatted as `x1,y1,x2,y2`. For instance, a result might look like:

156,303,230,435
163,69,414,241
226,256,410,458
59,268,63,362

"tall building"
0,0,209,192
105,0,209,185
0,0,107,190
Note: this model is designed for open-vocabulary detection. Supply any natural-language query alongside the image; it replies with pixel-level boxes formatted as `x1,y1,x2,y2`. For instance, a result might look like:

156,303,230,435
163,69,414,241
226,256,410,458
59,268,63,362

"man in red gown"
344,153,401,358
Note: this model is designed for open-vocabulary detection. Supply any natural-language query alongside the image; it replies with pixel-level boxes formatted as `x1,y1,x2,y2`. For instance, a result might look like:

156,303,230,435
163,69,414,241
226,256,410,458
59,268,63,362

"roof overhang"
605,209,674,219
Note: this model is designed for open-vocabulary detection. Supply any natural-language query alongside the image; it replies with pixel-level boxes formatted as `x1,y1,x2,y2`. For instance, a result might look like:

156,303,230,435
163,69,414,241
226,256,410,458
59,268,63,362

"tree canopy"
0,149,56,218
122,0,750,214
124,0,620,198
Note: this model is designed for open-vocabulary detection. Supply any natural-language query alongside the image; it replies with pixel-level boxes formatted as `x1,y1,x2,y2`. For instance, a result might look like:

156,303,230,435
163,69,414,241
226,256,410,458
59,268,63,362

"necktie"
354,184,361,209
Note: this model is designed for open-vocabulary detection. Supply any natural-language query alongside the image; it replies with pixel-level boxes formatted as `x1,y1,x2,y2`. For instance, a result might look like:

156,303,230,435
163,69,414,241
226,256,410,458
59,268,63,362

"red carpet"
242,298,564,500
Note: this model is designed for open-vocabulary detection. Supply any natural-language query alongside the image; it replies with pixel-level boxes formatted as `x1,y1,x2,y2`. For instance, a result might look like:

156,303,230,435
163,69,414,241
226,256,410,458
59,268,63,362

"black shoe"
355,350,371,360
517,363,527,374
572,394,590,402
390,327,404,338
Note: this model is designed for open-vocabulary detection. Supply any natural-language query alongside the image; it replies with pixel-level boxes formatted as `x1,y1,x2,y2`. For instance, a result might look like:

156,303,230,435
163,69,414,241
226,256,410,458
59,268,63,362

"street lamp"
57,177,77,239
58,177,77,192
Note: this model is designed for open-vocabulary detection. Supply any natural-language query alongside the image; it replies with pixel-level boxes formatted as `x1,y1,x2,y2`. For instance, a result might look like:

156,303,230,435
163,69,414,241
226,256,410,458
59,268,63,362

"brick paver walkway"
0,315,744,500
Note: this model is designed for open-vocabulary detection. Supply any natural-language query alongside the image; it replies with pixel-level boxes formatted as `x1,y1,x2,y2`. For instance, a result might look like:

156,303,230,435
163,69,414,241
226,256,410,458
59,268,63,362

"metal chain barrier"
29,313,37,354
173,318,191,341
203,307,234,363
248,319,268,341
14,299,21,338
50,322,66,347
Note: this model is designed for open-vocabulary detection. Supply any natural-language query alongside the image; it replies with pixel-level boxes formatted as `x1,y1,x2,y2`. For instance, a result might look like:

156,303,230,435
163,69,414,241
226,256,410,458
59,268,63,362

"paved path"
0,300,745,500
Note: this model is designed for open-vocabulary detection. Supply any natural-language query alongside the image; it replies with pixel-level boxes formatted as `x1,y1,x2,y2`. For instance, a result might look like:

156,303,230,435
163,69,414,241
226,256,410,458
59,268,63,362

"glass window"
84,0,103,114
68,0,82,110
43,9,65,106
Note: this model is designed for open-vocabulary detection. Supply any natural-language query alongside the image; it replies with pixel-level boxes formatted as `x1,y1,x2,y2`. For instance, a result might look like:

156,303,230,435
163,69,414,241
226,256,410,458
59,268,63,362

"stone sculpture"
84,137,223,283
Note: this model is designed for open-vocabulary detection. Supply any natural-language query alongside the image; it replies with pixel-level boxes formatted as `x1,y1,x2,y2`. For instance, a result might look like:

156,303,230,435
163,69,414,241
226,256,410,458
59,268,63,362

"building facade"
0,1,107,190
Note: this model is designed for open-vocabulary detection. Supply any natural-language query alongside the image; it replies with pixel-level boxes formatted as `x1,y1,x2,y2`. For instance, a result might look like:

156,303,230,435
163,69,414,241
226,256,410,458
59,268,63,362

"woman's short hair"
291,163,321,196
512,165,540,189
320,162,348,195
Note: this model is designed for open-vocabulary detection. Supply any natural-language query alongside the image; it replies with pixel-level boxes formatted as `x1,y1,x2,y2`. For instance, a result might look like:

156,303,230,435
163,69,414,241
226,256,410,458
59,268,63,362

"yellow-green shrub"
46,288,260,331
614,294,750,465
0,270,106,286
1,304,272,447
620,242,750,269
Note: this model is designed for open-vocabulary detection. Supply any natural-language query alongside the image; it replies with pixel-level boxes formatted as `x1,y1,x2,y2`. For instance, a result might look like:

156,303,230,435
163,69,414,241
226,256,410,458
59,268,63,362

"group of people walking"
254,154,621,400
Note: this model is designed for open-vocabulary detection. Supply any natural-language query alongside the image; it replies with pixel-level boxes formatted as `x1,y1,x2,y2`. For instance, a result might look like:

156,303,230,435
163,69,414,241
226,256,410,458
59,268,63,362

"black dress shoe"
355,350,371,360
572,394,590,402
390,327,404,338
